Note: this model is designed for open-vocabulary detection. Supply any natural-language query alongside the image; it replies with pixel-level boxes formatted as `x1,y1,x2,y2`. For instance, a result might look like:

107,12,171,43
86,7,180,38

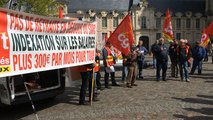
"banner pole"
90,69,95,106
24,82,40,120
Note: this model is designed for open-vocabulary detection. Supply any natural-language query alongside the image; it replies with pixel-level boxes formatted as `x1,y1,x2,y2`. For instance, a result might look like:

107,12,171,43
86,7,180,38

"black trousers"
79,71,94,103
104,68,116,87
156,61,168,80
96,71,102,89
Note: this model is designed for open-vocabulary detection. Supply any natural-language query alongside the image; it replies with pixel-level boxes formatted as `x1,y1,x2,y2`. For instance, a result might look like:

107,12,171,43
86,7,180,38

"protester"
212,43,213,64
136,36,148,79
176,39,191,82
203,48,208,62
78,64,98,105
190,41,206,75
185,39,192,68
102,42,120,88
169,39,179,78
153,38,169,81
121,53,128,83
126,45,138,88
151,40,159,69
94,49,102,93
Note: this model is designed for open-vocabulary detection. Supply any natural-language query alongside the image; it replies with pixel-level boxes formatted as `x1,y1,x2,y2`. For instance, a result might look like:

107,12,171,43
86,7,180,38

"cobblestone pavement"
0,59,213,120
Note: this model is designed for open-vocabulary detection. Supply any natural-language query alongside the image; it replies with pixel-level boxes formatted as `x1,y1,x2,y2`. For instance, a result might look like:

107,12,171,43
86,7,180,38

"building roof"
67,0,205,14
67,0,140,13
148,0,205,14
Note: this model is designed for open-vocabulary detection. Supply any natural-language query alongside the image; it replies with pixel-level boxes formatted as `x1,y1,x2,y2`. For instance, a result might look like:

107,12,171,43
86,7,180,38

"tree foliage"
17,0,62,16
0,0,10,7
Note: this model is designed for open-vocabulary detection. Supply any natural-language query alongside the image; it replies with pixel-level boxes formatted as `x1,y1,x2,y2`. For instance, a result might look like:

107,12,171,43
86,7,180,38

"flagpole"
128,0,133,13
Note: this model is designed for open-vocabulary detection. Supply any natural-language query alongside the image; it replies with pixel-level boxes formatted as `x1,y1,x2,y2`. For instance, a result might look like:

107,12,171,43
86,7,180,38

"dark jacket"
153,44,169,62
151,43,158,56
176,45,191,63
126,48,138,66
192,45,206,61
169,43,178,63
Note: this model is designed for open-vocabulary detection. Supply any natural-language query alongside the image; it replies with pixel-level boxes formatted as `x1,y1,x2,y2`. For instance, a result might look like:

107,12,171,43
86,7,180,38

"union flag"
107,14,134,56
163,9,174,42
200,32,210,48
205,21,213,36
59,6,63,18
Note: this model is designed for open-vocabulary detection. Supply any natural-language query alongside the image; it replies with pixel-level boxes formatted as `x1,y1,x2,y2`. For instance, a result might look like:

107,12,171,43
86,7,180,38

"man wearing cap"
136,36,148,79
190,41,206,75
153,38,169,81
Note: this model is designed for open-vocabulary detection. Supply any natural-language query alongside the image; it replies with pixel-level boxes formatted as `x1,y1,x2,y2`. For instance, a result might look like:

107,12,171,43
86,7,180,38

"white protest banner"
0,8,96,78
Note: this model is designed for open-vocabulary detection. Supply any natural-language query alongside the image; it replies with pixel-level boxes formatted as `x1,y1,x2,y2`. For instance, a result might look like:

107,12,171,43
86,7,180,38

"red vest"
94,60,100,72
104,46,114,66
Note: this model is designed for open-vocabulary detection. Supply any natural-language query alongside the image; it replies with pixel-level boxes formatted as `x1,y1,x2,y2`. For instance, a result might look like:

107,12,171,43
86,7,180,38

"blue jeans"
190,59,203,74
156,61,168,80
179,61,188,80
122,66,128,81
153,56,157,69
137,59,145,77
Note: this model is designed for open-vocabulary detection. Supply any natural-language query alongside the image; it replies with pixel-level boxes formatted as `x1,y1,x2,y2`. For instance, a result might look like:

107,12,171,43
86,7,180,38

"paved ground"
0,57,213,120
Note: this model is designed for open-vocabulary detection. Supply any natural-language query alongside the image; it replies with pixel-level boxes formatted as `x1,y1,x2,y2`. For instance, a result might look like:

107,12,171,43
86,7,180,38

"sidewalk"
3,58,212,120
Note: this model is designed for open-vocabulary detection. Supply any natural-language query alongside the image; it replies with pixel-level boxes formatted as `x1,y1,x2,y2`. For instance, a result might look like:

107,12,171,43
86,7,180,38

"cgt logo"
0,66,11,73
118,33,129,48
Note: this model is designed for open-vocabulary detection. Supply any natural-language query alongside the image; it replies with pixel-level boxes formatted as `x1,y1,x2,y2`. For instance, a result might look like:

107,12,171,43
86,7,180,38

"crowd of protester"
78,36,209,105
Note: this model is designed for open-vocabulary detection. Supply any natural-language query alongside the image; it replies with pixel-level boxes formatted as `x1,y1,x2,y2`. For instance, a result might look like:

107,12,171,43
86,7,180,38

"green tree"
17,0,62,16
0,0,9,7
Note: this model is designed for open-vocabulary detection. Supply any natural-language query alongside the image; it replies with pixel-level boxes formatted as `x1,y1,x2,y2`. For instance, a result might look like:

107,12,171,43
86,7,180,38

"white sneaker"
186,79,190,82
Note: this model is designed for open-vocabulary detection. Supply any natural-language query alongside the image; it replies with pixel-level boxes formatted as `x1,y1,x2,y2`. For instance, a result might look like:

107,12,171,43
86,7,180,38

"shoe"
180,78,184,81
163,79,167,81
131,84,137,86
186,79,190,82
98,88,104,91
126,85,132,88
121,80,126,84
189,73,194,75
156,79,160,82
94,92,100,96
79,102,89,105
105,86,111,89
112,84,120,86
139,76,144,79
92,97,100,102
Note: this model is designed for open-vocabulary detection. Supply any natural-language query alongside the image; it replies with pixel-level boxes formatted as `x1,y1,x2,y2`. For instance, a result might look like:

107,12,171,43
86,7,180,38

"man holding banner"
78,64,99,105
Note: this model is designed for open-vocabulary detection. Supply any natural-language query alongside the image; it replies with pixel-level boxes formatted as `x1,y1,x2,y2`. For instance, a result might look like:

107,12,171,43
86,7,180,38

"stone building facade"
66,0,212,50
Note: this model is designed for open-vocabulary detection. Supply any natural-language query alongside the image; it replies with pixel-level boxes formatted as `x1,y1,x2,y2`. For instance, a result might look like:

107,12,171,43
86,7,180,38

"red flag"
107,14,134,56
205,21,213,36
59,6,63,18
163,9,174,42
200,32,210,48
